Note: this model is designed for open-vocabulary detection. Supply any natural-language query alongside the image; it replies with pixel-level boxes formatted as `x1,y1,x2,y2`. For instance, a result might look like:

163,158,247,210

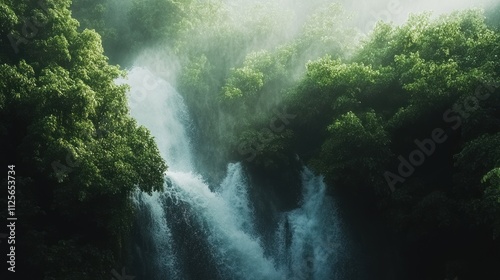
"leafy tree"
285,9,500,278
71,0,191,64
52,0,500,277
0,0,166,278
312,111,392,193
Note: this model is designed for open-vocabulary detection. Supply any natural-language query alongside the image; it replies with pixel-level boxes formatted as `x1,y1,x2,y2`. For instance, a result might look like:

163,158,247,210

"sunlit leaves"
0,2,167,278
315,111,391,190
34,34,71,64
287,10,500,250
0,60,36,103
395,52,461,102
71,29,105,66
222,47,295,103
0,3,17,32
355,21,394,65
292,56,380,126
223,66,264,99
306,57,379,91
373,10,500,131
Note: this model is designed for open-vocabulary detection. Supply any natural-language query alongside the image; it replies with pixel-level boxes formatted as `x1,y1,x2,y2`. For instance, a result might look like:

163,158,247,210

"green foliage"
237,127,295,168
71,0,191,64
297,56,380,112
313,111,391,191
222,49,291,103
127,0,184,45
349,9,500,134
455,133,500,237
11,0,500,277
171,1,359,171
287,10,500,276
0,1,166,278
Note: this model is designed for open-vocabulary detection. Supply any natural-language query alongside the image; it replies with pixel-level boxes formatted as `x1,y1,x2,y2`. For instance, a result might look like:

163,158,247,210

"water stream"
124,67,347,280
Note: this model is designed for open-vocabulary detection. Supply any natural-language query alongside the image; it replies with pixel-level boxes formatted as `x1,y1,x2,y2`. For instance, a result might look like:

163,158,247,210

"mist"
4,0,499,279
70,0,500,189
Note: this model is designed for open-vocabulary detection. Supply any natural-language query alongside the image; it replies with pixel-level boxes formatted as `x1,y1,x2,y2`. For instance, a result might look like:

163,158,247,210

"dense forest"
1,0,500,279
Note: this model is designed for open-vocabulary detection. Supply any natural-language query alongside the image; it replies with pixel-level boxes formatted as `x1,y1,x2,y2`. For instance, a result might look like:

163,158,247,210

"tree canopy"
0,0,166,279
1,0,499,278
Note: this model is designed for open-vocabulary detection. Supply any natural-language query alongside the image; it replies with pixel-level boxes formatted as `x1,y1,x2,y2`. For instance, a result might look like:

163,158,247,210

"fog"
88,0,500,179
345,0,496,32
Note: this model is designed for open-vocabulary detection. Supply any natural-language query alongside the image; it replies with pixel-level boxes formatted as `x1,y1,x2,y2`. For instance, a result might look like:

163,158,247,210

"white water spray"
124,66,347,279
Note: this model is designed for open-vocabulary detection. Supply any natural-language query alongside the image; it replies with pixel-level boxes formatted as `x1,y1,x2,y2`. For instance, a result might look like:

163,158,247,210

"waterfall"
123,66,348,279
280,168,347,280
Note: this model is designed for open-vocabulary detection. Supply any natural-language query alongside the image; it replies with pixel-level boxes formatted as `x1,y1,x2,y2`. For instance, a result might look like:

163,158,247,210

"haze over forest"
0,0,499,279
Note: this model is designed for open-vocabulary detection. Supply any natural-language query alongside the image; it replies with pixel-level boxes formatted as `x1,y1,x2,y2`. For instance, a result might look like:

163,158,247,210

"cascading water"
277,168,348,280
123,66,348,279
